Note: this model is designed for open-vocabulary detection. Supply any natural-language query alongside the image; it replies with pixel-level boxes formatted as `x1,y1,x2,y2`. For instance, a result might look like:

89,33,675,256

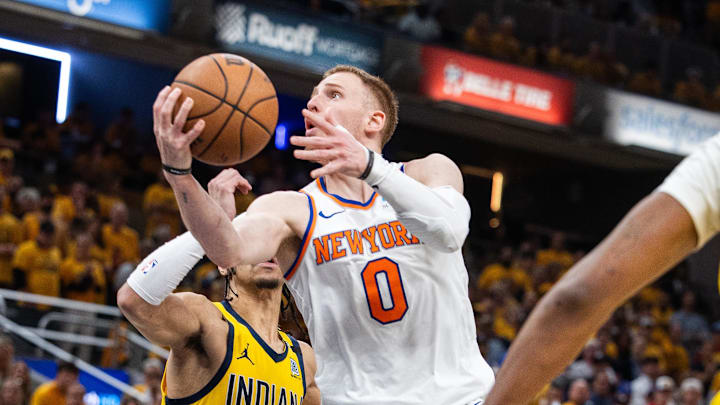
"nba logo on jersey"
289,358,300,378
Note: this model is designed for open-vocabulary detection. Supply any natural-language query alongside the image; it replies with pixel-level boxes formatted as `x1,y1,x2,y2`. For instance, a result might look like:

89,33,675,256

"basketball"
171,53,278,166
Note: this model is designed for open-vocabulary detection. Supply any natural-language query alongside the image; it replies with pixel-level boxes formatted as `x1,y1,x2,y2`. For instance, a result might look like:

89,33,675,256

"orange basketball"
171,53,278,166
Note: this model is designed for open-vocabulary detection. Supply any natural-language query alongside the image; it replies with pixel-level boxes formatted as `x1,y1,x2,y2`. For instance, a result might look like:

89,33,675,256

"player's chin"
253,276,282,290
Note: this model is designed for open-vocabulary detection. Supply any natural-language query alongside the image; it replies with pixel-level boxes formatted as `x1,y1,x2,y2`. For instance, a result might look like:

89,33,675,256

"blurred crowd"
462,12,720,113
520,0,714,45
298,0,720,113
467,231,718,405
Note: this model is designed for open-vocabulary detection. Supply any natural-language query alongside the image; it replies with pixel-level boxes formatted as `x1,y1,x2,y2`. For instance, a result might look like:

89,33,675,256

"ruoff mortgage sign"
215,2,382,74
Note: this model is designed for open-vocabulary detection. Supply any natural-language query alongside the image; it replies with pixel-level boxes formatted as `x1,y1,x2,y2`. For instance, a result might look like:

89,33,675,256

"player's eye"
331,91,341,99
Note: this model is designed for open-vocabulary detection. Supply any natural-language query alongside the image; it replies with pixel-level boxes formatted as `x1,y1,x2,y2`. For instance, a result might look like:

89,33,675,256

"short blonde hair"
323,65,399,147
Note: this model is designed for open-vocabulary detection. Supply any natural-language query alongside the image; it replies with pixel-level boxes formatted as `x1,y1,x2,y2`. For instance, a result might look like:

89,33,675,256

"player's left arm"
299,341,322,405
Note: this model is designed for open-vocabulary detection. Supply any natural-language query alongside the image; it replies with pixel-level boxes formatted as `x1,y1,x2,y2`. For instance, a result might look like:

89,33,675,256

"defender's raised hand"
208,168,252,219
153,86,206,172
290,108,369,179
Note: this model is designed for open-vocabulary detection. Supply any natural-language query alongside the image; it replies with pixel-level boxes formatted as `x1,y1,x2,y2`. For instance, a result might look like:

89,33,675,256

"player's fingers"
311,160,341,179
215,170,243,191
234,177,252,194
185,119,205,146
217,169,241,185
153,86,171,134
160,88,182,132
153,86,171,115
173,97,194,132
302,109,336,134
289,135,332,148
294,148,335,162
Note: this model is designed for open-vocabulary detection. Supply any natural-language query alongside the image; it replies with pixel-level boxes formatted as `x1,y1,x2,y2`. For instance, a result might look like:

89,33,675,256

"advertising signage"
10,0,171,32
603,89,720,155
420,46,575,126
215,2,382,74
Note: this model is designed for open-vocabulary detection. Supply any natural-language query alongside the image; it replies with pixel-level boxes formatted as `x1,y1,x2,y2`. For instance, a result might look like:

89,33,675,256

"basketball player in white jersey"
152,65,494,405
484,133,720,405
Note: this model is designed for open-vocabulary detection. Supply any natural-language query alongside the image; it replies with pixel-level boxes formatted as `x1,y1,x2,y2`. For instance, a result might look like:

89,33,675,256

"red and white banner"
420,46,575,126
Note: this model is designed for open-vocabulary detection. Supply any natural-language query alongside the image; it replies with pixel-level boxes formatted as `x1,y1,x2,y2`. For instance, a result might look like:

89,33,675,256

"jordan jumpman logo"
236,343,254,365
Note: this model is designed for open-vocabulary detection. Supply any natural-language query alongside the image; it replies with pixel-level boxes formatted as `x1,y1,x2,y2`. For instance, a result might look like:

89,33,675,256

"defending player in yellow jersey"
117,170,320,405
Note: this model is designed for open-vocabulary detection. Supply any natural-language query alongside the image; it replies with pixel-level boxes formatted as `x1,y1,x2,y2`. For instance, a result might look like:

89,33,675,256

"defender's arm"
487,132,720,405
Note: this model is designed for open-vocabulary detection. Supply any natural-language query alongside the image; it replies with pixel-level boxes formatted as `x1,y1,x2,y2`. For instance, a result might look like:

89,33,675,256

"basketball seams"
239,95,277,160
245,96,278,136
174,79,277,136
196,64,255,159
208,55,230,102
173,81,225,120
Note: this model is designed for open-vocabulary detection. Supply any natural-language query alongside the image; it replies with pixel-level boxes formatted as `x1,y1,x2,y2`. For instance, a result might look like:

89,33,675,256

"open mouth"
304,120,315,132
259,257,279,268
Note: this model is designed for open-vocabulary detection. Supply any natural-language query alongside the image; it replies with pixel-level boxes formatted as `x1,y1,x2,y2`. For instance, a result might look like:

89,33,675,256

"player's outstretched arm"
485,193,696,405
291,109,469,252
299,341,322,405
152,88,304,268
117,229,219,348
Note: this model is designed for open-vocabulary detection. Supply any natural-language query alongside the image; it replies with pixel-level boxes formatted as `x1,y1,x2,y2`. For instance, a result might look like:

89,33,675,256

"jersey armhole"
288,335,307,396
283,192,316,280
164,321,235,405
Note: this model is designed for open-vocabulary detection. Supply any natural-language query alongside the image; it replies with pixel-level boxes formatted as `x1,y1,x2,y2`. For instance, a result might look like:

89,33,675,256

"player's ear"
217,267,229,277
365,110,385,135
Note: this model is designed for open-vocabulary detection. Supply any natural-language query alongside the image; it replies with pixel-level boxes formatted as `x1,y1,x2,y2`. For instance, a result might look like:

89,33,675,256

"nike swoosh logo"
319,210,345,219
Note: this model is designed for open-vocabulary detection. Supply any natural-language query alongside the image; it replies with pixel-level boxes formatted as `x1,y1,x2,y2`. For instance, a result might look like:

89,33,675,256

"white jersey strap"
284,192,317,280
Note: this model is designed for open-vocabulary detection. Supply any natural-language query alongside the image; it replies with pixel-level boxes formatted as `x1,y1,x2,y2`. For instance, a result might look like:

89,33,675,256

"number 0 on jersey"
361,257,408,324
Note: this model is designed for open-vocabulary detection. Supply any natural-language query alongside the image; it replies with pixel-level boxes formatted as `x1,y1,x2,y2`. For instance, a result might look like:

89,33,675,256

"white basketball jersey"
285,172,495,405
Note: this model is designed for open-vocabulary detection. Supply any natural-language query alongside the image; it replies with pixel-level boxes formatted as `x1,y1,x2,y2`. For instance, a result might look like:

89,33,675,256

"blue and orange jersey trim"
284,191,316,280
316,177,378,210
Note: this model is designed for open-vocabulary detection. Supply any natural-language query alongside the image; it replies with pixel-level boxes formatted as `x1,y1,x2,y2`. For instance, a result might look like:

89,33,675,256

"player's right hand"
208,168,252,219
153,86,206,172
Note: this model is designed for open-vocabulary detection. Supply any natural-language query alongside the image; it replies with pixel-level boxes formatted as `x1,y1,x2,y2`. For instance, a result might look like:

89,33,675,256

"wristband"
363,151,394,187
358,148,374,180
162,164,191,176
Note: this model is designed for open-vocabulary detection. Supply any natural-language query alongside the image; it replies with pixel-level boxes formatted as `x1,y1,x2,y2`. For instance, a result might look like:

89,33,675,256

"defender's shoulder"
175,292,222,318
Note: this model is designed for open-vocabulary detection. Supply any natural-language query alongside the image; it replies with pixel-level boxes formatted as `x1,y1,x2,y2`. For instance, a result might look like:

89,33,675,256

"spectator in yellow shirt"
664,324,689,381
476,247,513,290
60,232,106,305
59,231,105,362
0,186,23,287
536,232,574,270
102,202,139,267
16,187,54,242
12,221,62,305
463,12,492,56
96,177,123,221
142,173,180,237
30,361,78,405
488,17,522,62
52,181,92,226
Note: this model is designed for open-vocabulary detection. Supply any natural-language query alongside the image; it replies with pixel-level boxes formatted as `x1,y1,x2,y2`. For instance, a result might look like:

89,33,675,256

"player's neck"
227,286,284,349
323,173,375,203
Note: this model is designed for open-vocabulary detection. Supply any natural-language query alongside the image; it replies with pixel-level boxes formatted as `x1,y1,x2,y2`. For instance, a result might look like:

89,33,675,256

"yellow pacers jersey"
161,301,306,405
